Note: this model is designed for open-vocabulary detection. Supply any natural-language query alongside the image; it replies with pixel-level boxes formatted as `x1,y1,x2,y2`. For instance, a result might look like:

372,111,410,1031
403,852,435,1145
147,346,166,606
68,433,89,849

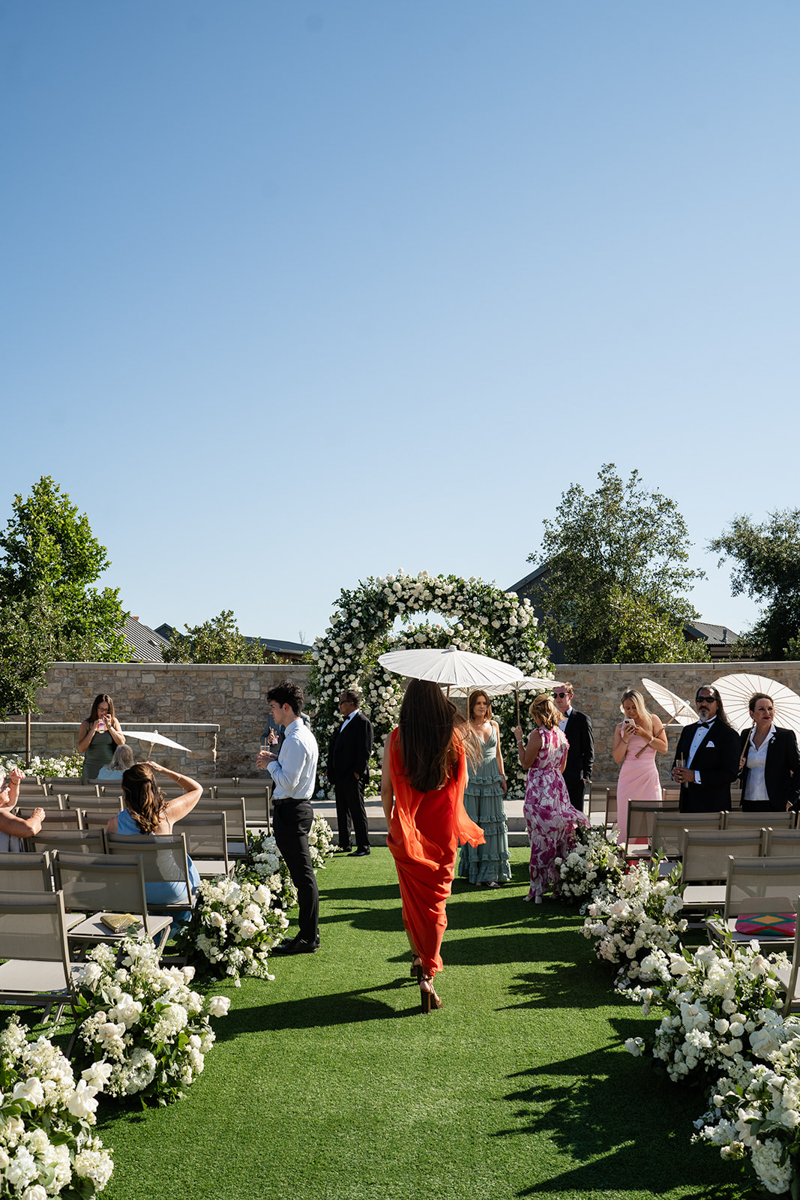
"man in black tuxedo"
326,687,374,857
554,682,593,812
672,684,741,813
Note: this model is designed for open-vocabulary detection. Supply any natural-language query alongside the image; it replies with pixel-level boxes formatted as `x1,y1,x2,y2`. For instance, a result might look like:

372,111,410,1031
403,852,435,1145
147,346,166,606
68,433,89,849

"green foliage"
162,609,291,664
0,477,129,715
710,508,800,660
530,463,708,663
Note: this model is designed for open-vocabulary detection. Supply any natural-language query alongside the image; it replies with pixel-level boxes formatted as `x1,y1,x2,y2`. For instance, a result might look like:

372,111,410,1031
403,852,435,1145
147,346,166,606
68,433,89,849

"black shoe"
273,936,319,955
350,848,371,857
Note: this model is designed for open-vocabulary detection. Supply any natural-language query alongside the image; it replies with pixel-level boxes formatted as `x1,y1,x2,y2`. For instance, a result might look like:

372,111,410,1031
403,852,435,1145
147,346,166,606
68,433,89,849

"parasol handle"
516,683,520,726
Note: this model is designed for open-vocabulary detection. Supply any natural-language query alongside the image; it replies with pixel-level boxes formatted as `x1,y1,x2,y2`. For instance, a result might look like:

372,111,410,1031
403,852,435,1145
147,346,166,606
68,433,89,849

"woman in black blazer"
738,692,800,812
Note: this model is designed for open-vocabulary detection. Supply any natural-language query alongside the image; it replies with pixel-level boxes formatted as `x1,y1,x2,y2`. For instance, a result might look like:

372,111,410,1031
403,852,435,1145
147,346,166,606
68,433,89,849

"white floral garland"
309,570,552,793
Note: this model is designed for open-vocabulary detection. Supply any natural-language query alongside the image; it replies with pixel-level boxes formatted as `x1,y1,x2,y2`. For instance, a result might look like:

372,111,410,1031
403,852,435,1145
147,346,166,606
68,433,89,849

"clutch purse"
734,912,796,938
100,913,142,933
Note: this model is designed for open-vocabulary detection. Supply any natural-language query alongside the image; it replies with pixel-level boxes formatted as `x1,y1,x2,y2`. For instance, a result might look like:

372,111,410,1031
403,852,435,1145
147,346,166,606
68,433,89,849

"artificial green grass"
19,849,750,1199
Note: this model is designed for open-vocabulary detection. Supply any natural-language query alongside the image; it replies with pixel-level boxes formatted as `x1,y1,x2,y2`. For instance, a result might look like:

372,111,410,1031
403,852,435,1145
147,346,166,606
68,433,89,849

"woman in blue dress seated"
96,744,135,782
106,762,201,905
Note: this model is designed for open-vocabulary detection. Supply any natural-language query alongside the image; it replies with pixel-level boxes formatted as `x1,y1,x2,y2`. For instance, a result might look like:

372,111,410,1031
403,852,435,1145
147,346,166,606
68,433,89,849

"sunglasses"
696,695,718,704
553,692,570,699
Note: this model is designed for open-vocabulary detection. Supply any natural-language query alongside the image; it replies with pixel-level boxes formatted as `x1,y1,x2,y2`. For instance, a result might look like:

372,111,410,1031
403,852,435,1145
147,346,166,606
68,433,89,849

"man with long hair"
671,684,740,813
258,680,320,954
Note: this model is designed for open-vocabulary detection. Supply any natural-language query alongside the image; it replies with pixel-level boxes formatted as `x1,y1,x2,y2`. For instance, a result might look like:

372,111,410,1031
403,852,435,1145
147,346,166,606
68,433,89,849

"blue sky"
2,2,798,647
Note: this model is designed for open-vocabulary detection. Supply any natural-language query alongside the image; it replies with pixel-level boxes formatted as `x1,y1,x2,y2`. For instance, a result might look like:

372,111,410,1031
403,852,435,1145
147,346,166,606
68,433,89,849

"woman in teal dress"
78,693,125,783
458,691,511,887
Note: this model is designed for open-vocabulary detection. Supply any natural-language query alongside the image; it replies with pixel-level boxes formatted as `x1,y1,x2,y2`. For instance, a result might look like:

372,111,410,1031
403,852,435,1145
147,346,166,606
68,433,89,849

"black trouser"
272,799,319,943
335,774,370,851
564,774,586,812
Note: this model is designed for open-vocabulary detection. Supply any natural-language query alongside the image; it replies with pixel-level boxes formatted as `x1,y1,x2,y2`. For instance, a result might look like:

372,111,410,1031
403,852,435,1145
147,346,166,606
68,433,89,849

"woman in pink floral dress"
514,693,589,903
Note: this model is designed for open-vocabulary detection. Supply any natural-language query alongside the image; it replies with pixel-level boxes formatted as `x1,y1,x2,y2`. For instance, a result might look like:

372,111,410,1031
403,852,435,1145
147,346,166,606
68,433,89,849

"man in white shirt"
257,680,320,954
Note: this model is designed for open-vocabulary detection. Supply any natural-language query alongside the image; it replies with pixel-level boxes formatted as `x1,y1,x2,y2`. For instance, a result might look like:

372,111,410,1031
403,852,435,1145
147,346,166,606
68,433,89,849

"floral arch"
309,571,553,794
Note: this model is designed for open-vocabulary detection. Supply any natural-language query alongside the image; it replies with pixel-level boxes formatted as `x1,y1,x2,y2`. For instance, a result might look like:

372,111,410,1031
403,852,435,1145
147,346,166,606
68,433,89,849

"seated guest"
96,744,136,781
106,762,201,905
0,768,46,851
738,692,800,812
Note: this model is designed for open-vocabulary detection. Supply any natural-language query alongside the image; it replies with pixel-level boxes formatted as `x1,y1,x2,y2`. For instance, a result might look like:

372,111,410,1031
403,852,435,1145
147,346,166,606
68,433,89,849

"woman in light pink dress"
514,694,589,902
612,689,668,845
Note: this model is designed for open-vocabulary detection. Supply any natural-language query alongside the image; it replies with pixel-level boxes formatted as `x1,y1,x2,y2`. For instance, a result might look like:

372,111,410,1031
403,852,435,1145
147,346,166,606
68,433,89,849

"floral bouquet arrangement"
693,1017,800,1195
0,1015,114,1196
556,825,626,905
308,815,334,869
620,933,789,1084
582,859,687,980
238,831,298,911
74,938,230,1104
176,875,289,984
0,754,82,781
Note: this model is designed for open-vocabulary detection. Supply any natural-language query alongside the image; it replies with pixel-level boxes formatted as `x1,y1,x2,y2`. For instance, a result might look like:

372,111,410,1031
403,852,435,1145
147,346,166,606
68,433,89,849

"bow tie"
698,721,713,729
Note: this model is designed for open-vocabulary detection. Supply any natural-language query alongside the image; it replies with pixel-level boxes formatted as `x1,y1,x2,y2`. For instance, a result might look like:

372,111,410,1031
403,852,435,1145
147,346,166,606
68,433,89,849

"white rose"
207,996,231,1017
12,1078,44,1106
67,1080,99,1120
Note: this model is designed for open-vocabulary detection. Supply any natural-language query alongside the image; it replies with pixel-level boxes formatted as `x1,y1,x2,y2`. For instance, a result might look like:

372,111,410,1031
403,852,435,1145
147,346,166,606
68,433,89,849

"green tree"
162,610,291,664
0,478,130,743
710,509,800,660
529,463,709,663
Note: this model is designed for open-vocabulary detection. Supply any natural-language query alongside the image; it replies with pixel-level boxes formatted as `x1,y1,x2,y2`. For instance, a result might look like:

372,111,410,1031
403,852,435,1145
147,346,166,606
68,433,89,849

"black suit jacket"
739,726,800,810
562,710,594,783
673,719,740,812
326,711,373,785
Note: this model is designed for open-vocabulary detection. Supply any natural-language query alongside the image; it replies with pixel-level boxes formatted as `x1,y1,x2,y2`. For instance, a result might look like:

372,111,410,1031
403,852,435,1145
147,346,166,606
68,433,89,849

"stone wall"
13,662,314,777
557,661,800,784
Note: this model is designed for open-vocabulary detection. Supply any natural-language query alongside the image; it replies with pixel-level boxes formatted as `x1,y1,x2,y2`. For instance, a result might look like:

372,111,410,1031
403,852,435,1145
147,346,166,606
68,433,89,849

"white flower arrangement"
582,859,687,979
74,938,230,1103
693,1018,800,1194
556,824,626,905
308,815,334,869
0,1015,114,1196
0,755,82,781
619,932,790,1085
308,571,552,795
176,875,289,985
239,831,298,911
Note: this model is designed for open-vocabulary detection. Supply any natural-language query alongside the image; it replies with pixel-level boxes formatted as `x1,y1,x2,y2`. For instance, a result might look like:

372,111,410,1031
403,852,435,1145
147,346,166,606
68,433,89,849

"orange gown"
387,729,486,977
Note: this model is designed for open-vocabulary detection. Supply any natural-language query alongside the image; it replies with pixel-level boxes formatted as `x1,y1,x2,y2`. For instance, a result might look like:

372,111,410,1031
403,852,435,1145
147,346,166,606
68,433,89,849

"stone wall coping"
557,660,799,672
50,662,310,673
0,722,219,732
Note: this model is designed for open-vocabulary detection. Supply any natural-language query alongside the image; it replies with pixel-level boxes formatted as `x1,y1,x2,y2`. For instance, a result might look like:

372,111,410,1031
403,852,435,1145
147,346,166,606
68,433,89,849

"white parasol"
641,679,698,727
378,647,533,723
119,729,192,758
714,673,800,740
378,647,525,690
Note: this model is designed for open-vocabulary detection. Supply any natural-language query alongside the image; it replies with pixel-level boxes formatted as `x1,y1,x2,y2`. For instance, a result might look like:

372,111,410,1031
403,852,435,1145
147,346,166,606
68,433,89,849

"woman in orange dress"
381,679,485,1014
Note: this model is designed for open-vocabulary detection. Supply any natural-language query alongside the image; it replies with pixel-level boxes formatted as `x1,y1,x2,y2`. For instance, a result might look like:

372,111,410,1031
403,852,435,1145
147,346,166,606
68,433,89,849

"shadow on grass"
212,977,423,1037
496,1038,742,1199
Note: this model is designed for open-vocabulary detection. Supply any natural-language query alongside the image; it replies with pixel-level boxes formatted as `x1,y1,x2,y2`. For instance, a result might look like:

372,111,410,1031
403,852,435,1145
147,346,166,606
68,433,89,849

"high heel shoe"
410,955,423,982
420,976,442,1014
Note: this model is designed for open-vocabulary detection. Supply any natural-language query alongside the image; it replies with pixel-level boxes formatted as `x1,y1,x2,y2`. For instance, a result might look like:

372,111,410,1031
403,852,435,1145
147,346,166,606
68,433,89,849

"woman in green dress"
78,693,125,783
457,691,511,887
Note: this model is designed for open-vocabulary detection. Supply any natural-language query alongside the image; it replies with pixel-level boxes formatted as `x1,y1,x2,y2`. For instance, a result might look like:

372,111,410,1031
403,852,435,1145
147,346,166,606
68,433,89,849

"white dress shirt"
339,709,358,734
558,706,573,733
744,725,775,805
268,718,319,801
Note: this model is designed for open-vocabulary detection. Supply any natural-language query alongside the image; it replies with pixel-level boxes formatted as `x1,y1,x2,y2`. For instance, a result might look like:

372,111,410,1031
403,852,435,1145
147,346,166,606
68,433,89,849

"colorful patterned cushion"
734,912,796,937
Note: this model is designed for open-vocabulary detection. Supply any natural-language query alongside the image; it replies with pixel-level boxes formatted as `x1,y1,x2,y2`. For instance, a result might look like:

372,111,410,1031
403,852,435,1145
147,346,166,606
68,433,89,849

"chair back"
0,890,71,977
682,829,766,885
765,828,800,857
79,810,125,830
191,798,247,851
62,793,123,812
624,803,661,851
53,852,148,919
31,829,107,855
0,851,53,893
106,832,193,909
604,789,617,830
587,783,610,819
19,795,65,811
179,813,229,872
651,811,724,858
21,809,83,831
725,810,796,830
724,855,800,919
661,787,682,807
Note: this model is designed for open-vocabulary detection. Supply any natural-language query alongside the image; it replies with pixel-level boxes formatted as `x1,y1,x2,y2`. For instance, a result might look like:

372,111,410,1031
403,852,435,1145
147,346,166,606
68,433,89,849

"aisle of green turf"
96,848,742,1200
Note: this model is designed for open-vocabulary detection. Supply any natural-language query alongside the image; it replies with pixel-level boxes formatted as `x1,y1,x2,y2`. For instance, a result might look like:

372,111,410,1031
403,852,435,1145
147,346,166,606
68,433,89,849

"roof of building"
153,624,311,659
122,616,171,663
684,621,740,646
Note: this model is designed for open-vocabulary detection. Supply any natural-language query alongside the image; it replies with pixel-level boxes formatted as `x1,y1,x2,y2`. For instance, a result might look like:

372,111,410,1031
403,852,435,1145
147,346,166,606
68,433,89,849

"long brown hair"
88,693,116,723
529,693,561,730
121,764,167,833
397,679,461,793
468,690,492,721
